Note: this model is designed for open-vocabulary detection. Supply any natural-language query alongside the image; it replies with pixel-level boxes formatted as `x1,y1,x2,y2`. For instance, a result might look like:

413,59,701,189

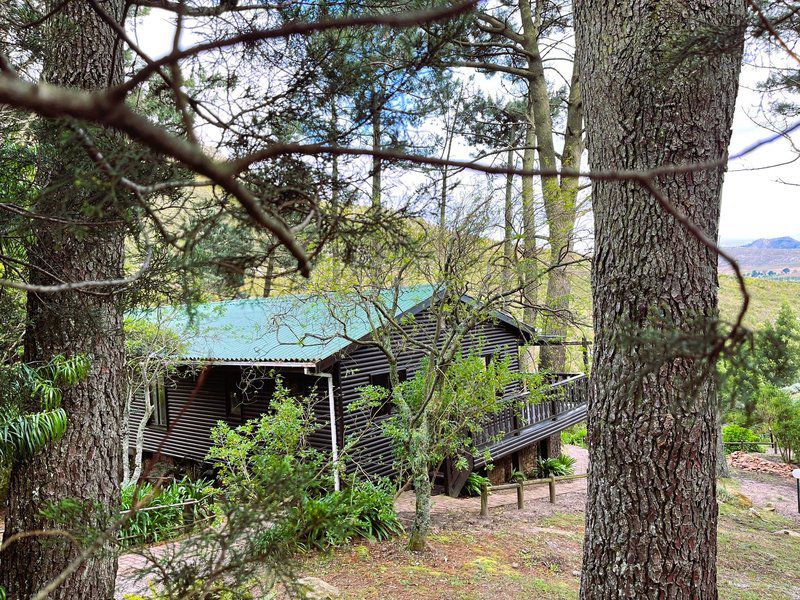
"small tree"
366,352,539,549
313,201,554,551
122,316,188,486
755,304,800,388
757,384,800,464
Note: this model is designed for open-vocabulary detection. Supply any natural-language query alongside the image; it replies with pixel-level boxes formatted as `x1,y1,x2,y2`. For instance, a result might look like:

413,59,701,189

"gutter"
307,368,340,491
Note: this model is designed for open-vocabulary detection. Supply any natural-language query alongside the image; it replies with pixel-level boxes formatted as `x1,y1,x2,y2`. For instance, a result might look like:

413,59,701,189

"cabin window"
369,369,406,418
225,373,244,421
150,374,168,427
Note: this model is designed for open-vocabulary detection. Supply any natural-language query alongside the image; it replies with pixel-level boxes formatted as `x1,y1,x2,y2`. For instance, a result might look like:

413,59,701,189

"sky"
134,11,800,248
720,59,800,246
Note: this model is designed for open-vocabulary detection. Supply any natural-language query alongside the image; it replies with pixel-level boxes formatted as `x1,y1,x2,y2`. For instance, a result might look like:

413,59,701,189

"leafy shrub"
509,469,526,483
561,423,587,448
283,479,403,551
757,385,800,464
462,472,491,497
208,383,404,553
536,454,577,478
721,424,763,454
119,477,212,548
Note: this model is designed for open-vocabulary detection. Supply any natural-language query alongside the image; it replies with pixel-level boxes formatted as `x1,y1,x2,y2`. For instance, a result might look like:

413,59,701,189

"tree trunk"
716,411,731,478
370,87,382,208
520,91,538,326
575,2,745,598
408,415,431,552
123,385,155,487
503,147,515,290
540,66,584,371
0,1,126,598
519,0,584,371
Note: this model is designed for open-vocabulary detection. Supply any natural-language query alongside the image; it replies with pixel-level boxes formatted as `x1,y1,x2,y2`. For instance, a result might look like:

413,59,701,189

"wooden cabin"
130,285,588,496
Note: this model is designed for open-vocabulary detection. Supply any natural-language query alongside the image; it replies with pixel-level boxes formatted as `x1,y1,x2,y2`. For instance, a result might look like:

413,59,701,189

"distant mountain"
742,237,800,249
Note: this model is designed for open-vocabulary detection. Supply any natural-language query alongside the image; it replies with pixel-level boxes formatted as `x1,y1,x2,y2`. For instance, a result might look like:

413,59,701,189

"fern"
0,408,68,462
0,354,88,462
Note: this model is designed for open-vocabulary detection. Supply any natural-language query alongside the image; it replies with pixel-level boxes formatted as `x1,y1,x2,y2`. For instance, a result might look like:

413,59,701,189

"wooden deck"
444,373,589,496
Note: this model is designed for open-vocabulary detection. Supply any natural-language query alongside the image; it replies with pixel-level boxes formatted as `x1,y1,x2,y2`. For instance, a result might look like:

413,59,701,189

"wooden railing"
473,373,588,448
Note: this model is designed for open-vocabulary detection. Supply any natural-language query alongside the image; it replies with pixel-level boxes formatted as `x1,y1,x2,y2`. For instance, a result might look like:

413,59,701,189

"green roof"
132,285,437,364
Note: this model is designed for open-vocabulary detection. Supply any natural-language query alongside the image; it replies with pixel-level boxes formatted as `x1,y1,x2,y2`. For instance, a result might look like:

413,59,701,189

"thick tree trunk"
575,2,745,598
0,1,126,598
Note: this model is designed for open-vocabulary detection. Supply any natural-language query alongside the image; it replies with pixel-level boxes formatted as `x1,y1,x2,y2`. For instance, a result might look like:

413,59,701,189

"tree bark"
408,413,431,552
518,0,584,369
520,89,538,326
503,147,515,290
575,2,745,598
0,1,126,598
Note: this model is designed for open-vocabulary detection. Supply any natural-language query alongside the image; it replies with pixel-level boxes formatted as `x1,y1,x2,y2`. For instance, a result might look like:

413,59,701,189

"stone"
296,577,341,600
774,529,800,538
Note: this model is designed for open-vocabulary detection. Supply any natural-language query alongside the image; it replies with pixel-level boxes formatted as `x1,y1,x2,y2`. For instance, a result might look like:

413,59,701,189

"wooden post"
517,482,524,509
480,484,489,517
549,475,556,503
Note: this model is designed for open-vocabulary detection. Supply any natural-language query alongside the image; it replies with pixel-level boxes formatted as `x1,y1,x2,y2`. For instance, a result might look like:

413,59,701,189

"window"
369,370,406,418
225,373,244,421
150,374,168,427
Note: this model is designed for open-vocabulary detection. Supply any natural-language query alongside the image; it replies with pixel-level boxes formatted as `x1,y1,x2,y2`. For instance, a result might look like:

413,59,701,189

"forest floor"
295,446,800,600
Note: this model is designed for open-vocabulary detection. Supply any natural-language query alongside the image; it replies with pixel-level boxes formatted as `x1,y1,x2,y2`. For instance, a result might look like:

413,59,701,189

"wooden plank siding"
129,365,334,462
337,309,525,479
128,307,587,482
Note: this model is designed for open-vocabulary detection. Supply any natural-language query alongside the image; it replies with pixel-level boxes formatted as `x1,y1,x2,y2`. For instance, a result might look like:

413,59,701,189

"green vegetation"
119,477,212,548
462,473,491,497
719,303,800,427
535,454,577,478
756,386,800,464
207,380,403,552
561,423,588,449
721,425,763,454
720,276,800,327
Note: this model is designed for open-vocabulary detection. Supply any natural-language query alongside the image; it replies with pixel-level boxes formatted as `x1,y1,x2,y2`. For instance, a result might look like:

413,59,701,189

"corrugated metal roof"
131,285,436,364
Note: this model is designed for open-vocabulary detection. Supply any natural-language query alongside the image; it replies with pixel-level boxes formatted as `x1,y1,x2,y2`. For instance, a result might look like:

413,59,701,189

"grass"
297,486,800,599
719,275,800,326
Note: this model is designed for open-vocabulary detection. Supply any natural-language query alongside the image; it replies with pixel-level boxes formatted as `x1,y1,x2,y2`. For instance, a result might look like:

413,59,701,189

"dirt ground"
114,447,800,599
297,448,800,600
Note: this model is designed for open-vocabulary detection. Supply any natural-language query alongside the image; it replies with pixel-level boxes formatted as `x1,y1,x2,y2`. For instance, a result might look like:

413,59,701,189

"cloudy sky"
135,11,799,248
721,58,800,246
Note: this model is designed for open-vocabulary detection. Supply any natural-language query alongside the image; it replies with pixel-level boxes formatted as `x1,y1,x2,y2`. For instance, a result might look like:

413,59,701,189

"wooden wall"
129,365,333,462
337,310,524,478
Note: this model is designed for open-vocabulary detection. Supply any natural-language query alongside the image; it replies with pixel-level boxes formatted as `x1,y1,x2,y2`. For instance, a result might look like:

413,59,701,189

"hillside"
742,236,800,249
719,275,800,326
567,274,798,338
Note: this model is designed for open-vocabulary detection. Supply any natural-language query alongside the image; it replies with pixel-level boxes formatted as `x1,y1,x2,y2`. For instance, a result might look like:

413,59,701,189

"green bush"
757,385,800,464
722,424,763,454
536,454,577,478
208,382,404,553
284,479,403,551
561,423,588,448
462,472,491,497
119,477,212,548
